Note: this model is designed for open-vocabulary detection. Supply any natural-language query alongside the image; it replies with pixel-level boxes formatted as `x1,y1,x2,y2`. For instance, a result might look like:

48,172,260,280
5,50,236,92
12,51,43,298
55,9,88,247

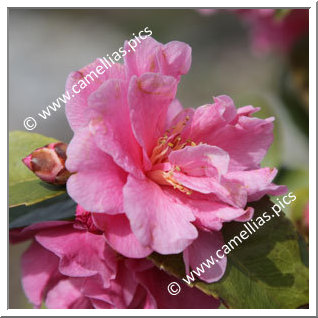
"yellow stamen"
163,171,192,195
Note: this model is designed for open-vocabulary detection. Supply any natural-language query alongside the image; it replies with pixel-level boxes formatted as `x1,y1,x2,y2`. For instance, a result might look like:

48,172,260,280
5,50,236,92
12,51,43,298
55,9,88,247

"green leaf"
149,197,309,309
9,193,76,229
9,131,66,207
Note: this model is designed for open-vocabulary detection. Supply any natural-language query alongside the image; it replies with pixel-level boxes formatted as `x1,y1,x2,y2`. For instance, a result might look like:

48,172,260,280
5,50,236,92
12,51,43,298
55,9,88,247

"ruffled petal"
168,144,230,178
123,175,197,254
124,37,162,78
21,241,60,308
210,114,275,171
225,167,288,201
92,213,153,258
183,230,227,283
124,37,191,81
128,73,178,156
65,61,125,131
45,278,93,309
87,79,144,177
189,95,237,142
165,99,183,129
35,226,117,288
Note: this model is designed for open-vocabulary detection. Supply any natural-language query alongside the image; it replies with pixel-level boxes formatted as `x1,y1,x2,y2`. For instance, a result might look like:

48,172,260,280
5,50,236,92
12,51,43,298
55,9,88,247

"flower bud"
73,205,103,235
22,142,70,185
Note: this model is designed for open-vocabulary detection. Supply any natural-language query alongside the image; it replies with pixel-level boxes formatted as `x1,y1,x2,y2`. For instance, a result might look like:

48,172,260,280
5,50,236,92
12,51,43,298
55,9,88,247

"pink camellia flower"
10,209,220,309
23,142,70,185
65,36,287,283
238,9,309,54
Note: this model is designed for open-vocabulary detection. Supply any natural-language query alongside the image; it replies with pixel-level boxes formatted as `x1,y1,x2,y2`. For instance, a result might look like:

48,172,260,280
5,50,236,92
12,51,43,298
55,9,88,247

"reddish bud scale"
22,142,70,185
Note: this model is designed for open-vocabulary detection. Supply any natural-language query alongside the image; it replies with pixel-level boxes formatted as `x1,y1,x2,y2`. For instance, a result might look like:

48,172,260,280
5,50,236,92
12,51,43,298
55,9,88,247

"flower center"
147,115,195,195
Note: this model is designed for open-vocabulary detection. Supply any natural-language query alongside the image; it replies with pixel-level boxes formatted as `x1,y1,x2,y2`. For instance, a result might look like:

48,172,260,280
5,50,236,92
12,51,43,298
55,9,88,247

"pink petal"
87,79,144,178
234,207,254,222
35,226,117,288
159,41,192,80
187,96,274,171
67,170,126,214
189,95,237,142
92,213,153,258
124,37,162,78
128,73,178,156
165,99,183,129
66,127,127,213
66,127,116,173
171,172,247,208
45,278,93,309
183,230,227,283
210,115,275,171
91,299,113,309
110,261,138,308
73,275,117,308
81,266,137,309
127,285,157,309
123,175,198,254
194,202,254,230
234,105,261,120
174,192,251,231
168,144,230,178
21,241,60,308
225,167,288,201
65,60,125,132
124,37,191,82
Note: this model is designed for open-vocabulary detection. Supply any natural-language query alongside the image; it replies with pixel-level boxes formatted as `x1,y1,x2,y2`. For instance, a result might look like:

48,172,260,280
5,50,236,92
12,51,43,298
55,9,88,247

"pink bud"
74,205,103,235
22,142,70,185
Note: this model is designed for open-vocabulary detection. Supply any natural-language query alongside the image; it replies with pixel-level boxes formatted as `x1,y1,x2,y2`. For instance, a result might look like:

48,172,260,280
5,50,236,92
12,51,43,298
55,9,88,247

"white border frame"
3,1,316,316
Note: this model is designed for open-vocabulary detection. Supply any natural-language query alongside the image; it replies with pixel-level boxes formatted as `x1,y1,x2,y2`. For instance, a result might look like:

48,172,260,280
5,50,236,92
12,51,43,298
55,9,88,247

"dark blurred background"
9,9,309,308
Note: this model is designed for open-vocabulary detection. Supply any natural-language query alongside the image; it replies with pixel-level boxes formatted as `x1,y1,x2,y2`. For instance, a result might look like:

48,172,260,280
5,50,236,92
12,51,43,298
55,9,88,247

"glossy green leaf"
9,131,66,207
9,193,76,229
149,197,309,309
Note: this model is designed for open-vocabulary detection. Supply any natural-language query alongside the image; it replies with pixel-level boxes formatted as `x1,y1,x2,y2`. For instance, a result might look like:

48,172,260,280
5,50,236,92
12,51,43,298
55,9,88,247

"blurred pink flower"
199,9,309,54
65,37,287,283
10,216,220,309
238,9,309,54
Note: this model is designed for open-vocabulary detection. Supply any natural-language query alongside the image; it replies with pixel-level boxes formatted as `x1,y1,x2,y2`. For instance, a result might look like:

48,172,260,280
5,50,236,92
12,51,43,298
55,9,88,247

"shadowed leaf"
149,196,309,309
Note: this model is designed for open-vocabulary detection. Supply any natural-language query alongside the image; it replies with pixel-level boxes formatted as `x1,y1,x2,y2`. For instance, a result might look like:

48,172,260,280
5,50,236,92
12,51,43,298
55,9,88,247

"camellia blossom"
238,9,309,54
65,36,287,283
23,142,70,185
10,209,220,309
